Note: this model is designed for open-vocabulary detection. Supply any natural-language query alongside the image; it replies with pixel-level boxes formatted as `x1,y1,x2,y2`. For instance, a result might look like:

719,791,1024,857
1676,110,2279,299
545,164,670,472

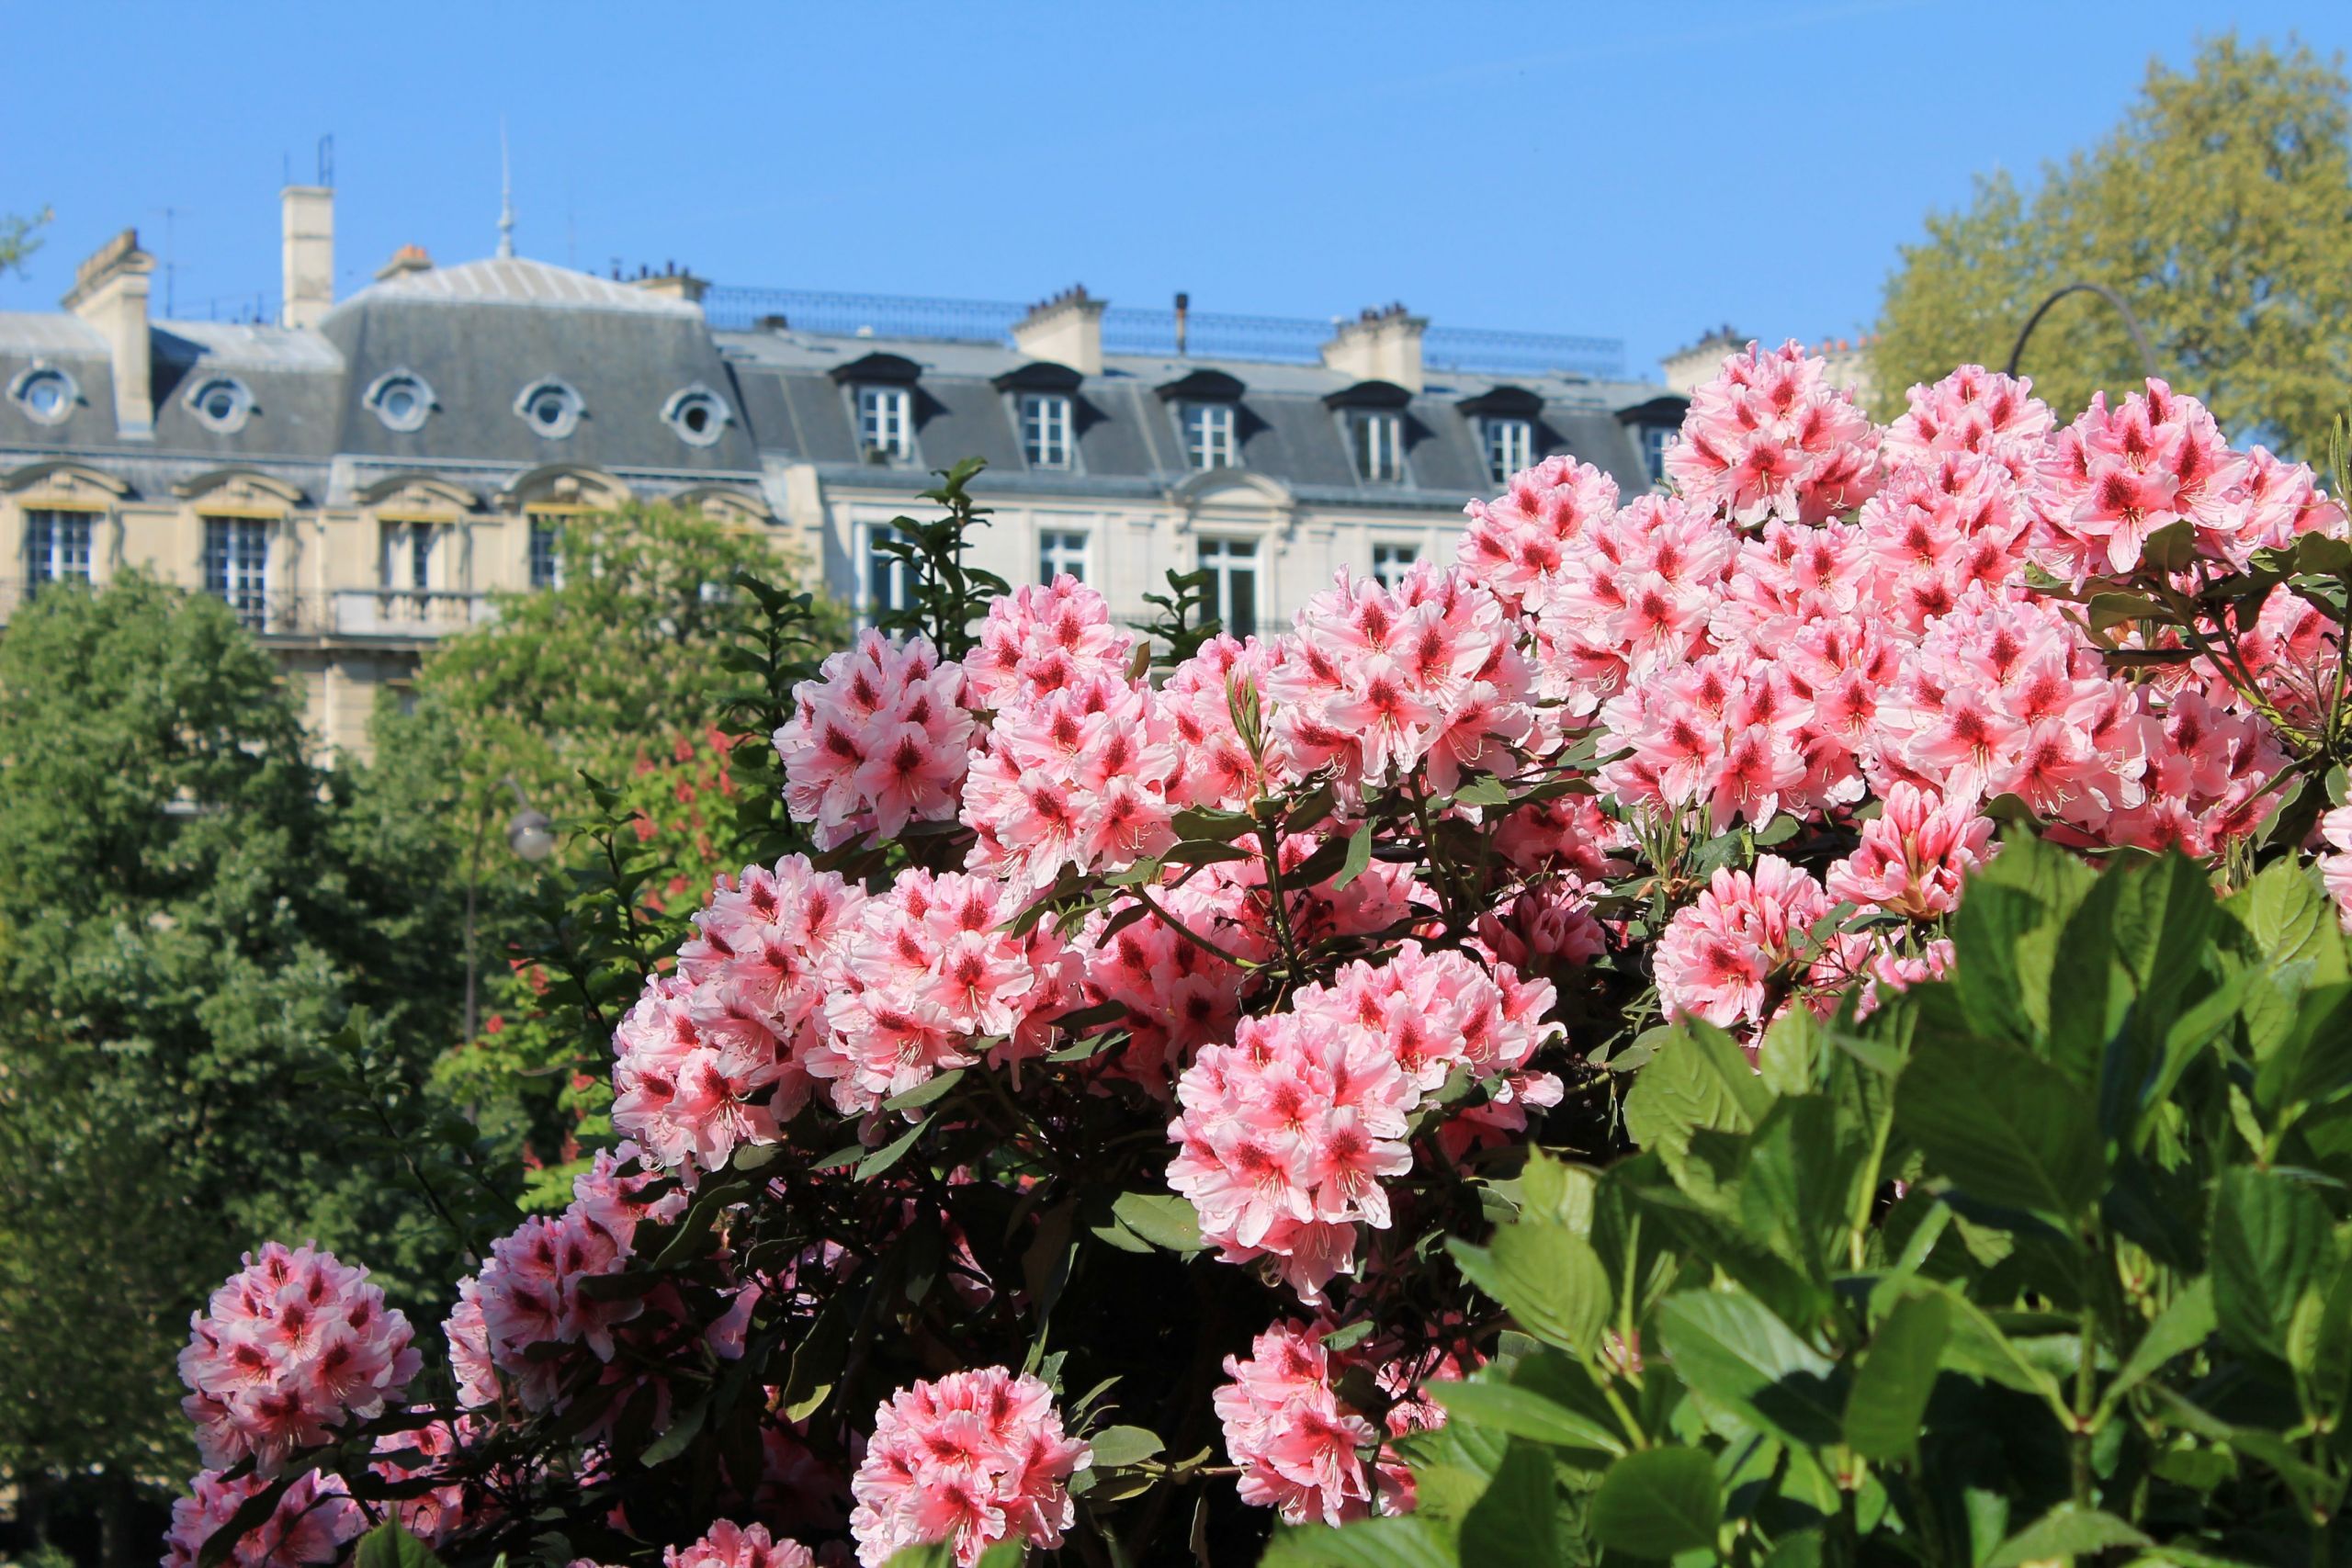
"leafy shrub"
153,356,2352,1568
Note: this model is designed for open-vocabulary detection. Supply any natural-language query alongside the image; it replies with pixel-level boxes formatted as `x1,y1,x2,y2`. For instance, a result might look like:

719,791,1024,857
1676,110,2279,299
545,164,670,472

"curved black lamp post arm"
2007,281,2161,381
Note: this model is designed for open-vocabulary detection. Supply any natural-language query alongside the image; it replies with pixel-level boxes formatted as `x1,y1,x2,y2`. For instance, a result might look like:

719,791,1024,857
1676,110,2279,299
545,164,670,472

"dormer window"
663,386,731,448
10,365,77,425
1021,393,1072,469
187,376,254,434
1349,410,1404,483
516,379,585,440
1644,424,1675,485
857,386,913,461
1482,417,1533,483
1182,402,1237,470
364,370,435,433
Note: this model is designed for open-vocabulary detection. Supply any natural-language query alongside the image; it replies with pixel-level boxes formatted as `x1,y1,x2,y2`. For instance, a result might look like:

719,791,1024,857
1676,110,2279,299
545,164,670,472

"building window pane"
1200,536,1258,640
864,523,915,619
24,509,93,591
1021,393,1072,469
857,385,913,460
202,518,268,631
1644,425,1675,485
1038,528,1090,585
381,522,438,618
528,519,563,591
1482,417,1533,483
1351,410,1403,483
1370,542,1418,589
1182,402,1237,470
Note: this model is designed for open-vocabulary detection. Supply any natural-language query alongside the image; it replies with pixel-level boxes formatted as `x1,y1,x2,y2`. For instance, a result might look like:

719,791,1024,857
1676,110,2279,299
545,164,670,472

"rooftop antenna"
317,134,334,188
497,118,516,259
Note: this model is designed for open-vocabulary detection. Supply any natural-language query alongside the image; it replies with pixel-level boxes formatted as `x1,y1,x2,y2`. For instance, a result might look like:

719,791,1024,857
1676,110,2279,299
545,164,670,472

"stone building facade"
2,186,1685,760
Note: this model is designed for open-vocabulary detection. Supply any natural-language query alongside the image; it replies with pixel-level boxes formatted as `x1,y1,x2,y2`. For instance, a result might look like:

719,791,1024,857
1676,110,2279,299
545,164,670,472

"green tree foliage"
0,205,47,274
0,577,466,1526
1871,35,2352,454
1275,839,2352,1565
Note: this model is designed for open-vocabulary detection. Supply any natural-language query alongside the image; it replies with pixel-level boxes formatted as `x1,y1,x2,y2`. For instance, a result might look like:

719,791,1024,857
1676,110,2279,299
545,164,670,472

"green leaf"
1842,1291,1951,1461
1623,1020,1773,1168
1449,1221,1609,1354
1258,1517,1453,1568
352,1523,447,1568
882,1068,965,1111
1656,1289,1844,1448
1459,1438,1561,1568
1589,1447,1723,1560
856,1115,931,1179
1109,1190,1203,1253
1981,1505,2150,1568
1331,826,1375,891
1894,1032,2102,1223
2210,1167,2335,1371
2098,1279,2214,1415
1453,774,1513,808
1084,1424,1164,1468
638,1397,707,1466
1431,1379,1626,1458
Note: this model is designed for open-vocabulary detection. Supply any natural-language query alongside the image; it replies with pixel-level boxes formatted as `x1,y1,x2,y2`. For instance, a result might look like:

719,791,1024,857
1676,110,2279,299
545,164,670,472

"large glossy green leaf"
1842,1291,1951,1461
1432,1378,1626,1460
1737,1094,1867,1286
1894,1032,2102,1223
1451,1220,1609,1355
1459,1438,1563,1568
1589,1447,1723,1560
2211,1167,2335,1371
1259,1517,1453,1568
1980,1505,2150,1568
2098,1279,2214,1416
1623,1021,1773,1170
353,1524,447,1568
1656,1289,1844,1448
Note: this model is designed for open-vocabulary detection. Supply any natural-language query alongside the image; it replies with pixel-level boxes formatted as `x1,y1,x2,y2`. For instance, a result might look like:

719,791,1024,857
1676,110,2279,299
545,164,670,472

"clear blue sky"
3,0,2345,378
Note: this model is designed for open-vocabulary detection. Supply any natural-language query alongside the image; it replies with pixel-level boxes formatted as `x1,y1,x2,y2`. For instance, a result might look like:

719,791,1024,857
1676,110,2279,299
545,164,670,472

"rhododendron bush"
166,352,2352,1568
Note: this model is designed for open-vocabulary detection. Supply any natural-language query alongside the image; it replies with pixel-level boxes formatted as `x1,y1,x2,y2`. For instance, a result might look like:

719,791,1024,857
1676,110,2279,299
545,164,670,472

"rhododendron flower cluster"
775,631,974,848
614,855,864,1168
813,867,1077,1113
961,671,1178,892
847,1367,1091,1567
665,1520,817,1568
163,1470,360,1568
1825,784,1996,919
1167,944,1561,1302
1666,338,1881,525
1214,1320,1449,1526
178,1242,420,1476
963,573,1139,708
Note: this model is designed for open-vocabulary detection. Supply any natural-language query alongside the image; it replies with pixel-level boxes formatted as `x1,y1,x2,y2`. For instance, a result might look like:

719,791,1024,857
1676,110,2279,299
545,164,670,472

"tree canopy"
1869,34,2352,454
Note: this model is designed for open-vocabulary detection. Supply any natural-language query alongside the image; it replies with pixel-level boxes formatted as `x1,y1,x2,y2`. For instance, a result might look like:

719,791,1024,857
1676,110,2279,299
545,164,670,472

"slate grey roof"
2,254,1681,506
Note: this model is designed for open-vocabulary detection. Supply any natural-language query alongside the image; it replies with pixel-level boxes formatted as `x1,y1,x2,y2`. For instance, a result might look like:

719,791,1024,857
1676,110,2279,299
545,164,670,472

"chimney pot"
1320,301,1428,393
1012,284,1107,377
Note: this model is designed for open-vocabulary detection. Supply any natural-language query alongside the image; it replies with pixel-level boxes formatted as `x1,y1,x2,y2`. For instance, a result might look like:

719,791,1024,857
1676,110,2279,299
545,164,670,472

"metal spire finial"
498,119,516,259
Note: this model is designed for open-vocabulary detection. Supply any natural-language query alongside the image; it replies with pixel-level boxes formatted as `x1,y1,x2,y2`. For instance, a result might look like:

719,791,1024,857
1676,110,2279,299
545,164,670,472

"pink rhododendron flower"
776,630,975,848
1264,563,1532,795
1826,784,1996,919
1160,633,1297,810
848,1367,1091,1567
1654,855,1833,1031
1454,455,1621,615
369,1415,493,1547
1882,365,2053,471
665,1520,816,1568
961,671,1179,892
162,1470,359,1568
2321,808,2352,932
1214,1320,1452,1526
963,574,1140,708
178,1243,420,1476
1667,339,1882,525
2035,378,2245,579
1168,944,1560,1301
810,869,1078,1114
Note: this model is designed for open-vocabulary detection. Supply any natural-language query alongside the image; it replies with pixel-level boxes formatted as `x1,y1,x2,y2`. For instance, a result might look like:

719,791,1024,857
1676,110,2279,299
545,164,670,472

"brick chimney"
60,229,155,437
1321,303,1427,393
281,185,334,329
633,262,709,306
1012,285,1106,377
